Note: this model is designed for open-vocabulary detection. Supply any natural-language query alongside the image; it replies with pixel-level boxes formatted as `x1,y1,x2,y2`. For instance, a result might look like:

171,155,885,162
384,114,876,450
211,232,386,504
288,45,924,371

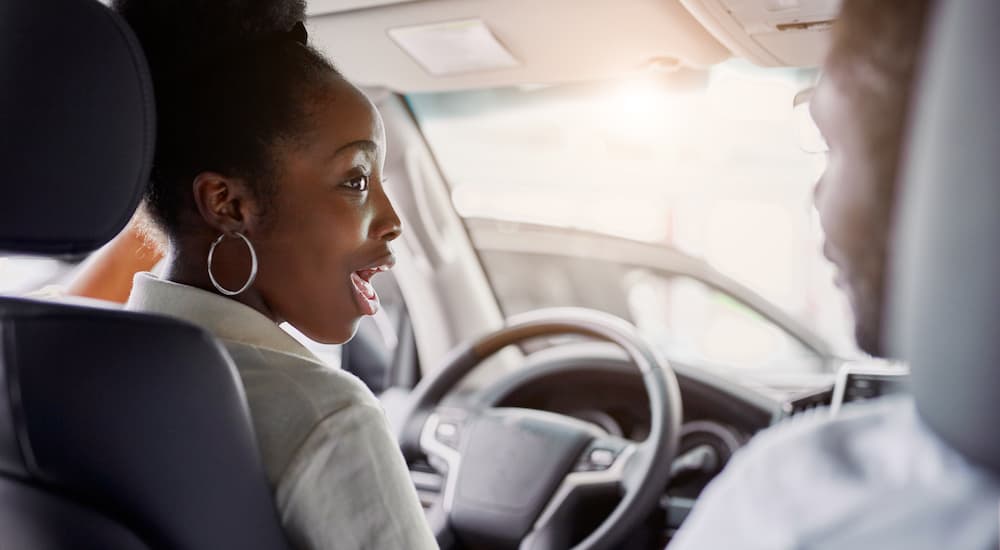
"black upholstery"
886,0,1000,474
0,478,148,550
0,297,292,549
0,0,153,255
1,0,291,547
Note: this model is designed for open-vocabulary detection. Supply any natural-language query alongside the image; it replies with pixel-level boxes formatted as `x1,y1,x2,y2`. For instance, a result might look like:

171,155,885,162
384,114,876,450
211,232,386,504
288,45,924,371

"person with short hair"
669,1,1000,548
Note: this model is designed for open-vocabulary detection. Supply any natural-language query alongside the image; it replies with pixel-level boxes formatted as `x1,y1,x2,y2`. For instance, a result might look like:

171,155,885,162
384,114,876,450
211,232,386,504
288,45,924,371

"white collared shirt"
669,396,1000,550
126,273,437,550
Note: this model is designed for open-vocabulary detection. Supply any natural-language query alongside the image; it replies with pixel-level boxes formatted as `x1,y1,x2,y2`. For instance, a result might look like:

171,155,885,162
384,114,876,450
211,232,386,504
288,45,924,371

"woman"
112,1,437,548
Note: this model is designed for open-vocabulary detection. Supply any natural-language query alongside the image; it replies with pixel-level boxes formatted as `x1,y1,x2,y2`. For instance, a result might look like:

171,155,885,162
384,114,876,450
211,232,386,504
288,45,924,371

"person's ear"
191,172,258,234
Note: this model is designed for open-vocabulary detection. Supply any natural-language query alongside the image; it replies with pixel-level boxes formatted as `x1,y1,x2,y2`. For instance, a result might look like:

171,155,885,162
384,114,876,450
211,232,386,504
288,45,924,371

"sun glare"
604,77,683,140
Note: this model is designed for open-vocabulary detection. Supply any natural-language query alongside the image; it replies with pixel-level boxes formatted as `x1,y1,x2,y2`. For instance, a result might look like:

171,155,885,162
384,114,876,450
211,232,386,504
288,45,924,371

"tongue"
351,272,379,315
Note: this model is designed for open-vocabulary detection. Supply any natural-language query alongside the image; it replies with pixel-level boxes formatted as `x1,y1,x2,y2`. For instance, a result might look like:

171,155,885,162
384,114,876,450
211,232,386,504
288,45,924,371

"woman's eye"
343,175,369,192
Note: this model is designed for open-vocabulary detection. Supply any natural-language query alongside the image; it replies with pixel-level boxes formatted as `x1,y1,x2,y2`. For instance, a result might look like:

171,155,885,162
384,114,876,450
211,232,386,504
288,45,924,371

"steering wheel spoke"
523,436,638,548
620,442,655,494
417,406,479,514
419,408,467,467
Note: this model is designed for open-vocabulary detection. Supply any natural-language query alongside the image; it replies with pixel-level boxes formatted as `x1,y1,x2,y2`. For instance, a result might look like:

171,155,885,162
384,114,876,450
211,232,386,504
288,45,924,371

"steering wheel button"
589,448,616,468
435,422,461,448
436,422,458,438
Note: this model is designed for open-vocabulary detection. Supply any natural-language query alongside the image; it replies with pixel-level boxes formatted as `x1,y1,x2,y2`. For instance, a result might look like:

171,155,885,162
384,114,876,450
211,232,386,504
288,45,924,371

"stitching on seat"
2,322,39,478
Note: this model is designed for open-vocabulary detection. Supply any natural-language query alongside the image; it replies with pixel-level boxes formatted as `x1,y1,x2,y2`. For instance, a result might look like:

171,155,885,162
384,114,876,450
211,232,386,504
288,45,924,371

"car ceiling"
306,0,731,93
95,0,835,92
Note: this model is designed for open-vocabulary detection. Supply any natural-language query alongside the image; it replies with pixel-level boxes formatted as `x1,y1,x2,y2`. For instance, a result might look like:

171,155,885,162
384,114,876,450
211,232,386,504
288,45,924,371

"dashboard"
458,342,785,543
408,342,910,547
479,345,768,502
478,345,908,541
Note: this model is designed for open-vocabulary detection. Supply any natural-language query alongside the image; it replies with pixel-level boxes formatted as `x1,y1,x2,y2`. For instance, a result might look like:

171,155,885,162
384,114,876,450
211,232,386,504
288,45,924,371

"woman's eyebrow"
333,139,378,158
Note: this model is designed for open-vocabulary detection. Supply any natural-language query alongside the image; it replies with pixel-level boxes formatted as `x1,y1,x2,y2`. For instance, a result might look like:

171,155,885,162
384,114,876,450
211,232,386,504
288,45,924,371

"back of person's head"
826,0,934,204
112,0,339,238
812,0,934,356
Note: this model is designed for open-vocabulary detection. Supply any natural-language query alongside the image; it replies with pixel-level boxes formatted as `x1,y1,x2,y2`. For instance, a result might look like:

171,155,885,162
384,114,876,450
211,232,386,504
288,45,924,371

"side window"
0,257,75,295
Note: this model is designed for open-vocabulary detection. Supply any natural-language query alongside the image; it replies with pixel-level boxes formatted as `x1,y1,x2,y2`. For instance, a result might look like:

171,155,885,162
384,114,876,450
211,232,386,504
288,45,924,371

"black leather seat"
887,2,1000,477
0,0,290,548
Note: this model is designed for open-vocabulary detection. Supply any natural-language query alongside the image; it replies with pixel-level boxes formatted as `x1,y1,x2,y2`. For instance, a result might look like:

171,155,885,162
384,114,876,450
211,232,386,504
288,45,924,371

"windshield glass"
409,60,857,371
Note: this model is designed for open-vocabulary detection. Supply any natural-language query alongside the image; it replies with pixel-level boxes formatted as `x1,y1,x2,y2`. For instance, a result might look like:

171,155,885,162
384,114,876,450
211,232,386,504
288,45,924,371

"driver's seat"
0,0,289,548
886,0,1000,504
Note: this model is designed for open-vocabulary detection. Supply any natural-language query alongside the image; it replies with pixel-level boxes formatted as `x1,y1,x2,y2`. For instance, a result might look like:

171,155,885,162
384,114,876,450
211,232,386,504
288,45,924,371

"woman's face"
250,77,401,344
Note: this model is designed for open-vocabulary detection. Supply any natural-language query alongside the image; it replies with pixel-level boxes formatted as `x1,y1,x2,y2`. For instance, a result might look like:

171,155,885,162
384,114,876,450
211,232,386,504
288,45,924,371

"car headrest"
0,0,153,256
886,0,1000,474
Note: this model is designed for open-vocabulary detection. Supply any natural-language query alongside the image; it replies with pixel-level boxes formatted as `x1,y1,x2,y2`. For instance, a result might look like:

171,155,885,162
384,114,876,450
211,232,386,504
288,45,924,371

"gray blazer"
127,273,437,550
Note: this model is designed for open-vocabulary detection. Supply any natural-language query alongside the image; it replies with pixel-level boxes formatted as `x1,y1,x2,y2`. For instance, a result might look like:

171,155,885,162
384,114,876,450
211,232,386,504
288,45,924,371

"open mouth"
351,264,391,316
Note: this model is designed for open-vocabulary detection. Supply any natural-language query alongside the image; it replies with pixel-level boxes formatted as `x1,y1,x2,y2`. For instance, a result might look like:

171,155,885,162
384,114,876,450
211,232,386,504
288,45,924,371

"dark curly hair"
112,0,340,234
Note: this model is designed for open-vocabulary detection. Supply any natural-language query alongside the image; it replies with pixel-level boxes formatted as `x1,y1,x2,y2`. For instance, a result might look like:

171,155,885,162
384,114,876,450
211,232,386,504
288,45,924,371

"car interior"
1,0,997,549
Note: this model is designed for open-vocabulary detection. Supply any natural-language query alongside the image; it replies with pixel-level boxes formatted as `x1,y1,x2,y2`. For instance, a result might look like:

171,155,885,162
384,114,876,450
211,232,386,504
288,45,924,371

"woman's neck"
162,247,281,324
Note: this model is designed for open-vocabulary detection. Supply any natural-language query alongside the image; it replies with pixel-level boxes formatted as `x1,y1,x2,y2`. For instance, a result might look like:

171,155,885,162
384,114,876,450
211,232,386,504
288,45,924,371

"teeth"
360,265,390,277
353,264,391,285
351,272,377,300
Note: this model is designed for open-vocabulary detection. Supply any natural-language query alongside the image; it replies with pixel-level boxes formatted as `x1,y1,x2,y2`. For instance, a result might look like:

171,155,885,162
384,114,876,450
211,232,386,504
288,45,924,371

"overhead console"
306,0,418,16
680,0,841,67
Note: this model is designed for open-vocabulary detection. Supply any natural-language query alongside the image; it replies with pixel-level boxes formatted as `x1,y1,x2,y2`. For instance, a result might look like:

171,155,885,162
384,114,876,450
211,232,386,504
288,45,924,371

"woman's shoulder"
221,341,382,483
229,342,377,406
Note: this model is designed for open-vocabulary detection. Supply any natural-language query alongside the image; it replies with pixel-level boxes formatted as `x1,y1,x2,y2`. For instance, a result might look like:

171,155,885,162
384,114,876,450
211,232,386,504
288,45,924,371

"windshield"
409,60,857,372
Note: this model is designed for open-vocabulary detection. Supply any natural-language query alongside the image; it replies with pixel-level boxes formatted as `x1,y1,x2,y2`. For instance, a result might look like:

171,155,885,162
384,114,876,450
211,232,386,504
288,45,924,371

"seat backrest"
886,0,1000,475
0,0,291,547
0,298,292,549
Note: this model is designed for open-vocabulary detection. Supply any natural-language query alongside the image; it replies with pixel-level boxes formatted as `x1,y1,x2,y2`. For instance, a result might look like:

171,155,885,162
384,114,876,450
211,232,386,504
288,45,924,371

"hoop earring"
207,232,259,296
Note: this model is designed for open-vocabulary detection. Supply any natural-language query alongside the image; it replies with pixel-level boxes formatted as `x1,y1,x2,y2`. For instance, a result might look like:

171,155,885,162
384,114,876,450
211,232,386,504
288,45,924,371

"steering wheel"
398,308,682,550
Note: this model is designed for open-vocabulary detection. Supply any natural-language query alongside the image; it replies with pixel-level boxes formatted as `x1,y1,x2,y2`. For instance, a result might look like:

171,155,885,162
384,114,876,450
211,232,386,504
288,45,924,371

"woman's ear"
191,172,258,234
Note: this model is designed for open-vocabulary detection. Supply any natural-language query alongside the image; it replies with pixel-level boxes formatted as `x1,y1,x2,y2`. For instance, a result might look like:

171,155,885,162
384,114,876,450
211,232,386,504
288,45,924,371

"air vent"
779,387,833,419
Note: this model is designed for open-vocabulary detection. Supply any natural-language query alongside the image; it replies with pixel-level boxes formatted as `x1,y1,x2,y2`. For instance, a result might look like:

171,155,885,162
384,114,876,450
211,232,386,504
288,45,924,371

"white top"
126,273,437,550
669,395,1000,550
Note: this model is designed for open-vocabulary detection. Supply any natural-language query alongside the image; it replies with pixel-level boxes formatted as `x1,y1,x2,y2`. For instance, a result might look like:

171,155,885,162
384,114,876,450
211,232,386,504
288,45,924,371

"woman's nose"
370,181,402,242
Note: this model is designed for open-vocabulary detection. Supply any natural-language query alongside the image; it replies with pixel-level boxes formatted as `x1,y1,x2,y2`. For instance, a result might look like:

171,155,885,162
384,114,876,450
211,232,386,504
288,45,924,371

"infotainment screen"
830,360,910,415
